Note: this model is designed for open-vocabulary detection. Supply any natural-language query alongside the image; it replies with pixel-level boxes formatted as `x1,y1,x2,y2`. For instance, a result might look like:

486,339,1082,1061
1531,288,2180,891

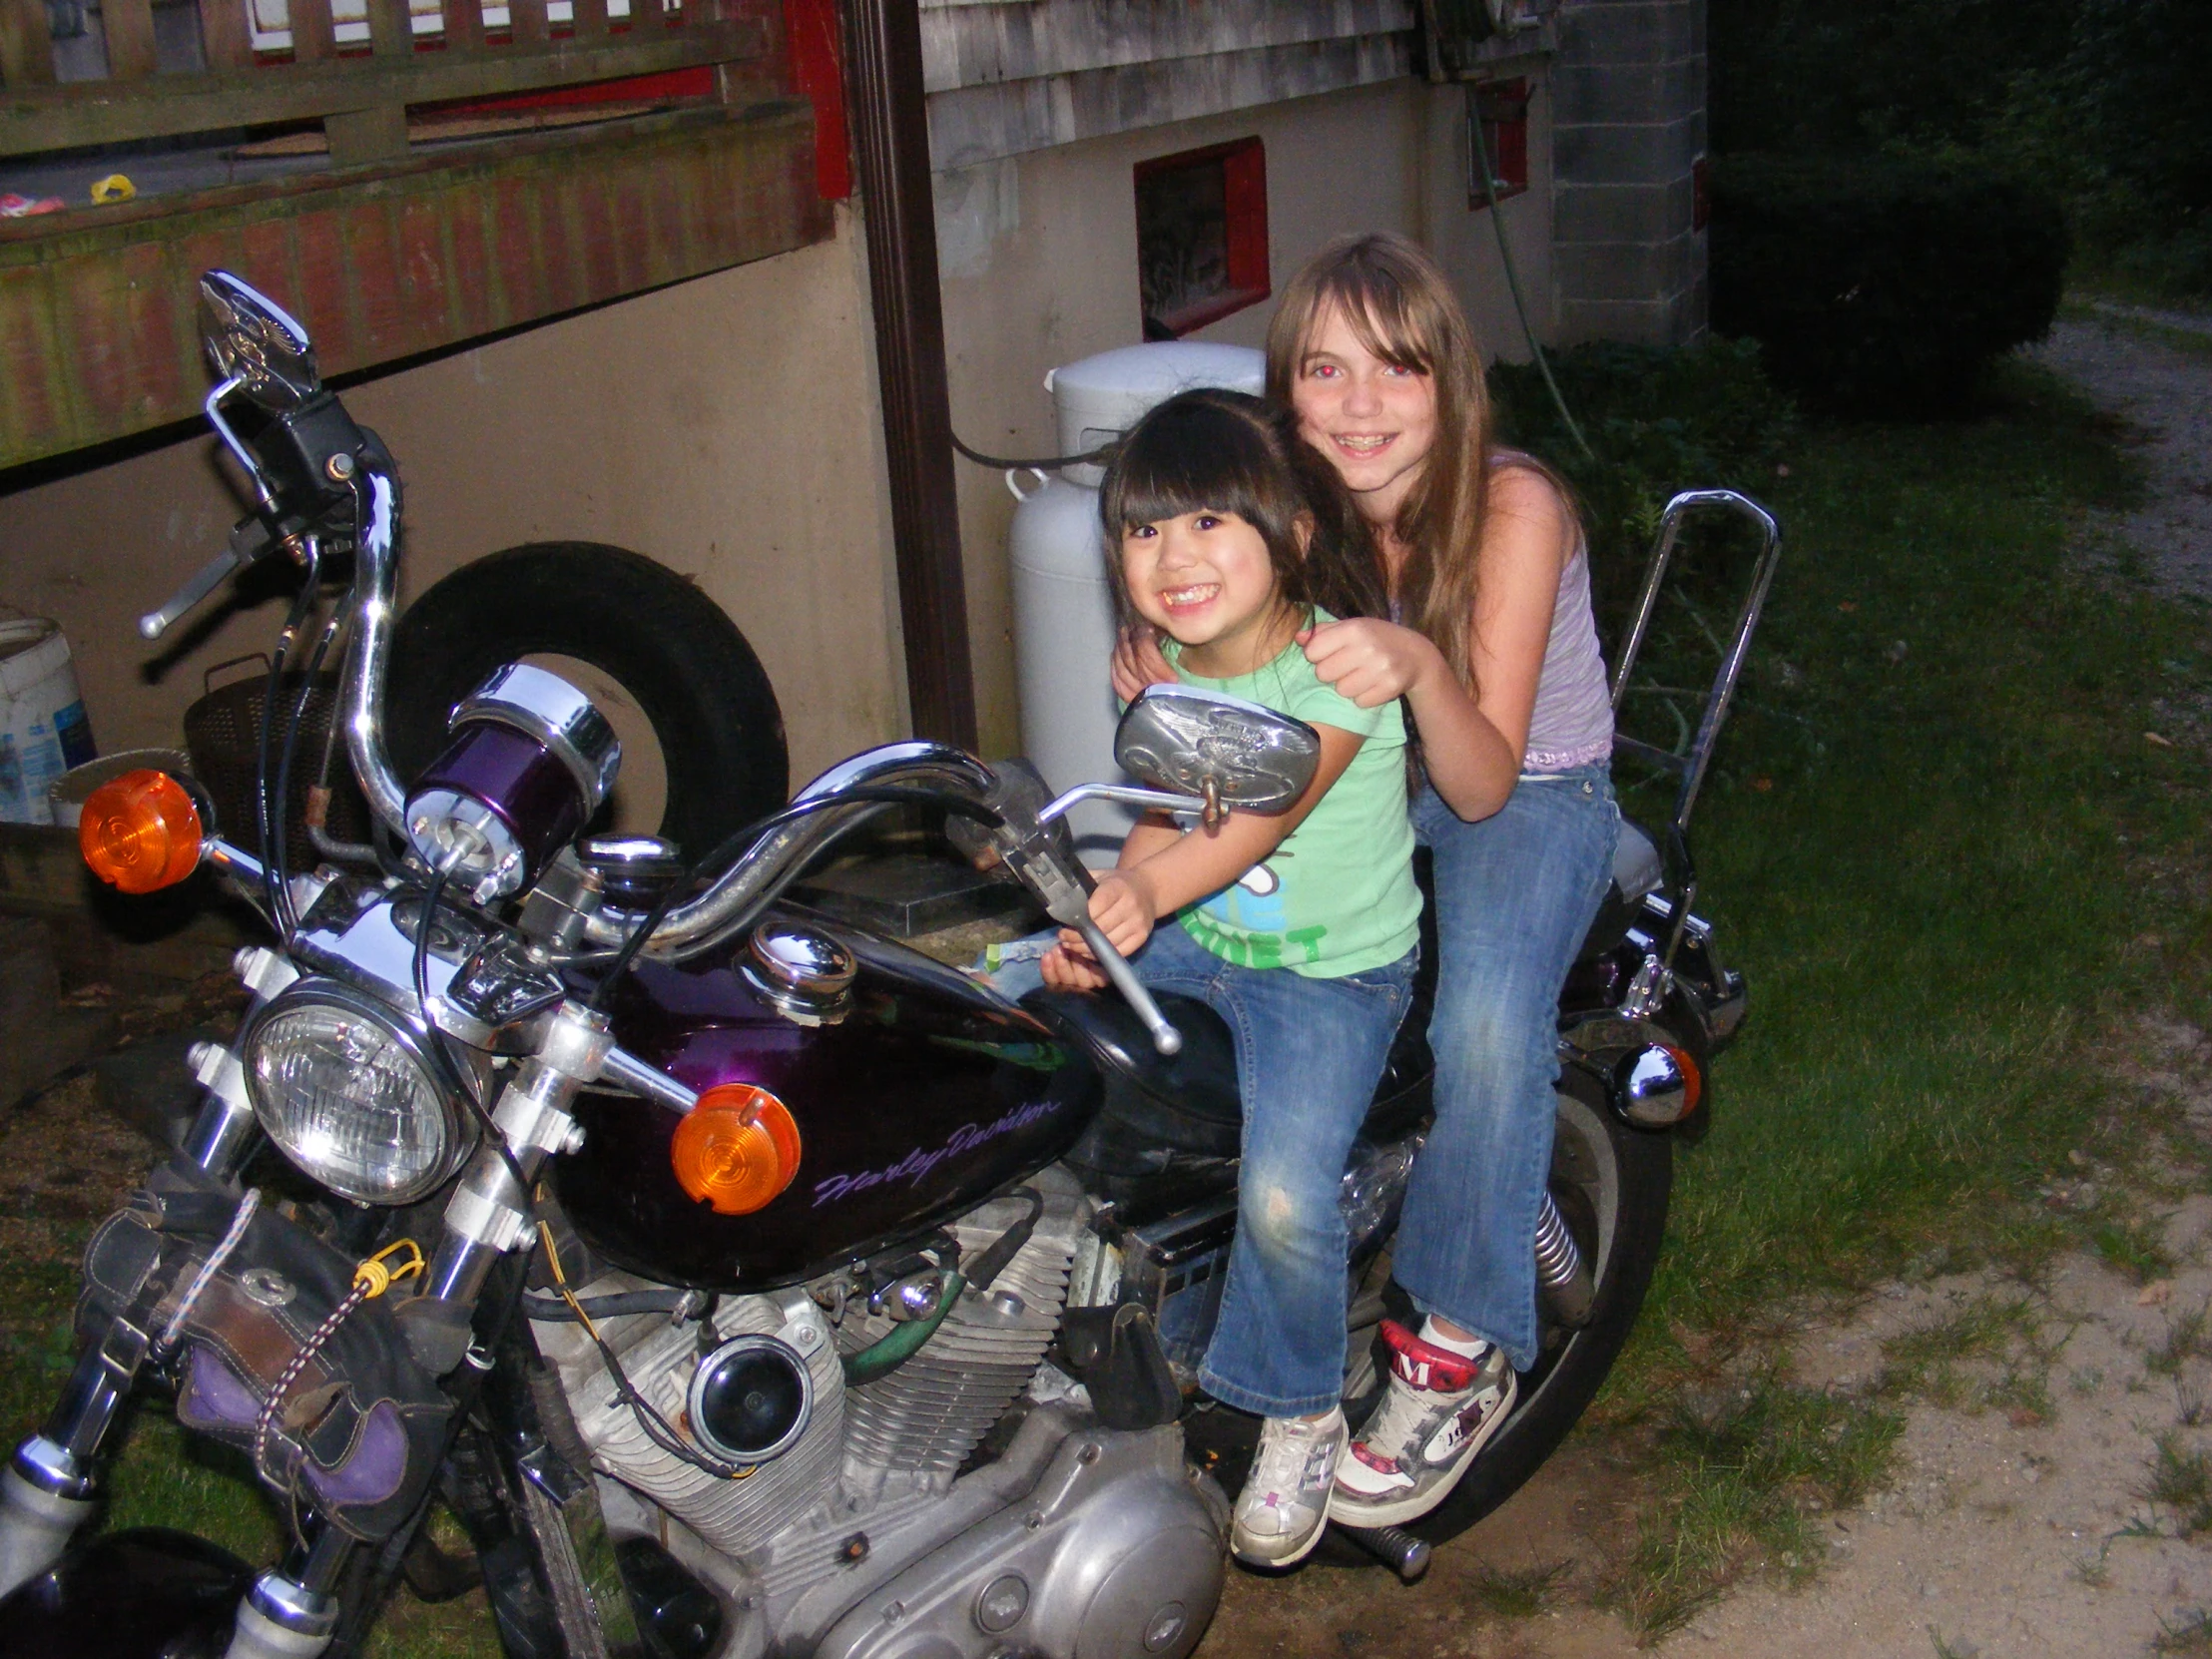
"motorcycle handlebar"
1072,915,1182,1055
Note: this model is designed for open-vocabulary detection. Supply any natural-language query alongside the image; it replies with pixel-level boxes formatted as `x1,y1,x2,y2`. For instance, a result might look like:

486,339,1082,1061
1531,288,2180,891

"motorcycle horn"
404,664,620,903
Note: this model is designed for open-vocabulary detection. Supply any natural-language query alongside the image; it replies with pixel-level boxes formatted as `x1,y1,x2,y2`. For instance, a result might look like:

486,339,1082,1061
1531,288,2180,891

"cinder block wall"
1550,0,1707,345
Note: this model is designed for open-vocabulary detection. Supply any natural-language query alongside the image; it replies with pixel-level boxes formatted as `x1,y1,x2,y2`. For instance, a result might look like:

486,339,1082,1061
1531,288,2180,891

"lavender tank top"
1521,530,1614,773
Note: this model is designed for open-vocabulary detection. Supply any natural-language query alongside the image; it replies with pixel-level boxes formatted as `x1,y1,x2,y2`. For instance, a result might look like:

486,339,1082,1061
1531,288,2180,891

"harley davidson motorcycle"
0,273,1777,1659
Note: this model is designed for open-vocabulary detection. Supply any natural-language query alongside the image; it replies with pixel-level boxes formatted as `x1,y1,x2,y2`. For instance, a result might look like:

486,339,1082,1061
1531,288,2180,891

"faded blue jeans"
1392,766,1619,1373
991,920,1417,1415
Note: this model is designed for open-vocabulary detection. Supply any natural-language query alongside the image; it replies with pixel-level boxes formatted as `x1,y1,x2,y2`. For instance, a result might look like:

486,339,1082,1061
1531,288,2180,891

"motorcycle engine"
537,1175,1228,1659
531,1184,1089,1563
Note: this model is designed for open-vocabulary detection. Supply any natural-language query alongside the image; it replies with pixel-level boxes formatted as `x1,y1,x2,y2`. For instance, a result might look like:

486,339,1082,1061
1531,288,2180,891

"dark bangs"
1102,393,1298,543
1096,386,1385,632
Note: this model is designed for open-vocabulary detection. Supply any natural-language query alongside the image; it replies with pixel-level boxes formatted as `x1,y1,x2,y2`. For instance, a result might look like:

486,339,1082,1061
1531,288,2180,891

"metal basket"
182,655,374,869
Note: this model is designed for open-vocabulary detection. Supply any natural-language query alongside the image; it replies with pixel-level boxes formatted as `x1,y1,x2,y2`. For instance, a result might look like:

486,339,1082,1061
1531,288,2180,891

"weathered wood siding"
917,0,1415,171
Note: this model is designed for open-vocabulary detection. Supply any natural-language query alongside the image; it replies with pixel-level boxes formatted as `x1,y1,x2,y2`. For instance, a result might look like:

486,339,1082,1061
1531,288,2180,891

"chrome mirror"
1113,684,1321,816
198,271,320,411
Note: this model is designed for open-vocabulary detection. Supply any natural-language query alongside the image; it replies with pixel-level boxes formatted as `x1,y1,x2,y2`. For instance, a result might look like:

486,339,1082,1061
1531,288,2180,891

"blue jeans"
990,923,1417,1415
1130,923,1417,1415
1393,766,1618,1372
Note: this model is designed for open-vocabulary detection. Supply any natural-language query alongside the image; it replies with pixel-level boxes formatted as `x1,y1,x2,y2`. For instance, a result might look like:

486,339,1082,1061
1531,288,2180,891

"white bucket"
0,619,97,826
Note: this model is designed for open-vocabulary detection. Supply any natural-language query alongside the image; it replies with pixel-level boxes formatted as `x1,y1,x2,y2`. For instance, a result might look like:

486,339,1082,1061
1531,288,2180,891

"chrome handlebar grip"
1073,915,1182,1055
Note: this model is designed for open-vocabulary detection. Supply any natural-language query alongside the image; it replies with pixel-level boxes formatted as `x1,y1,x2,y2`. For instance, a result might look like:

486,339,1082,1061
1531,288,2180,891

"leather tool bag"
79,1160,454,1543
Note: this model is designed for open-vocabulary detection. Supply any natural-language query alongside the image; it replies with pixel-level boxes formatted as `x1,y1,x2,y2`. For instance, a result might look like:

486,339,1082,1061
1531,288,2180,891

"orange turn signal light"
671,1084,802,1216
79,770,204,894
1666,1045,1704,1116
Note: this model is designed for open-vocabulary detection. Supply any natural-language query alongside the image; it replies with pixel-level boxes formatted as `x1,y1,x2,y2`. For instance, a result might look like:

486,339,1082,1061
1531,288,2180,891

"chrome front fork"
0,947,294,1602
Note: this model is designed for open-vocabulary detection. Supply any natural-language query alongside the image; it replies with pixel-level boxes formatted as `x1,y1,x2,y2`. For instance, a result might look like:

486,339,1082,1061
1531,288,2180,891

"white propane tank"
1009,342,1264,853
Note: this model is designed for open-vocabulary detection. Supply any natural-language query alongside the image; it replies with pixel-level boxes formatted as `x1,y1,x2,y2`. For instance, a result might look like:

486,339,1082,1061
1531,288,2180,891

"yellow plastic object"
353,1239,424,1299
90,174,136,205
671,1085,802,1216
79,770,203,893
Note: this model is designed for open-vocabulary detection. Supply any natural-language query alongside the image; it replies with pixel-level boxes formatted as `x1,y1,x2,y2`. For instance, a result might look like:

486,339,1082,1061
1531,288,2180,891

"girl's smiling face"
1121,508,1295,678
1291,301,1439,526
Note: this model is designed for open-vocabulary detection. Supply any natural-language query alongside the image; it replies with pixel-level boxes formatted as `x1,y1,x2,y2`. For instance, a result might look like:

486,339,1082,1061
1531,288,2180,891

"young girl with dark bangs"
1036,387,1419,1568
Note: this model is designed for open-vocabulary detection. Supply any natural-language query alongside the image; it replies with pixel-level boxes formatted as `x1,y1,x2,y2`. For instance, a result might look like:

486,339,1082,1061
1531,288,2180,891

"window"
1135,137,1270,339
1467,78,1530,210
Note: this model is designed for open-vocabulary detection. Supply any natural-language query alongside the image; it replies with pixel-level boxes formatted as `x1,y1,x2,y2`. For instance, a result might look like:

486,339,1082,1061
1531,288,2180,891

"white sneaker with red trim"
1328,1319,1516,1528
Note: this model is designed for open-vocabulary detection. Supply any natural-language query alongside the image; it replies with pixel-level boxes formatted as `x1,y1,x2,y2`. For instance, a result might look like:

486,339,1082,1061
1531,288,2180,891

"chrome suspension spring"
1533,1191,1595,1328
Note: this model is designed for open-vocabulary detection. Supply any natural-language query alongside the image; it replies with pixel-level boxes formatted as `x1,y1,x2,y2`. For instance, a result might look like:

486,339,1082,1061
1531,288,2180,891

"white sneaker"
1329,1320,1515,1528
1231,1407,1348,1567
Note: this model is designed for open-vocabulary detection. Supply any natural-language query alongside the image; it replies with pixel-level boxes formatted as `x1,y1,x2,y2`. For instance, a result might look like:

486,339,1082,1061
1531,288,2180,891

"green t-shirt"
1164,620,1420,978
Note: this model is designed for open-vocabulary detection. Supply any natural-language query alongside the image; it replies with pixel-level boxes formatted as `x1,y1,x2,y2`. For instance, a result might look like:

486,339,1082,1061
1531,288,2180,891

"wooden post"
572,0,606,38
366,0,409,56
509,0,547,44
197,0,256,70
0,0,57,83
102,0,161,78
288,0,333,62
443,0,482,51
843,0,976,749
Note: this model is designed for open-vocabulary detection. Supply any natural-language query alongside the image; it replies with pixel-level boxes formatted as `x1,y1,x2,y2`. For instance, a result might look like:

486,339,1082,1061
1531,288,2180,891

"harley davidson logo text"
811,1099,1060,1206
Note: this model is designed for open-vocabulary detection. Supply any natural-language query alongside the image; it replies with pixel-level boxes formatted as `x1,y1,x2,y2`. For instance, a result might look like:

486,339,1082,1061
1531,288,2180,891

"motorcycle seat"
1614,819,1663,901
1576,817,1664,962
1022,978,1433,1167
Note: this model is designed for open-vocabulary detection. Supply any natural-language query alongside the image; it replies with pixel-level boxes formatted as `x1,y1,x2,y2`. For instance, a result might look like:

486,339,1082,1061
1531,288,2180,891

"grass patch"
2058,296,2212,363
2155,1607,2212,1655
1600,1378,1903,1641
2149,1302,2212,1381
1592,351,2211,1392
1463,1558,1570,1619
1574,348,2212,1619
2089,1213,2176,1285
2143,1433,2212,1536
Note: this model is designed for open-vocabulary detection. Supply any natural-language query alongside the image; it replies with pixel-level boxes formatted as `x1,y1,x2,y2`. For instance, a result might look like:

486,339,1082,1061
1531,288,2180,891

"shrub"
1709,155,2069,414
1489,335,1797,579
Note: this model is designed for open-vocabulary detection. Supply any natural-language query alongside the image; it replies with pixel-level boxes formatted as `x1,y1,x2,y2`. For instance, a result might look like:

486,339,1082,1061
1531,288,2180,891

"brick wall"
1549,0,1705,344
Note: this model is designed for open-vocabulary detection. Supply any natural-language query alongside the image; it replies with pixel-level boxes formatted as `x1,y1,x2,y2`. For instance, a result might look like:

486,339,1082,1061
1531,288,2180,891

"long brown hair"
1097,388,1386,635
1265,232,1496,691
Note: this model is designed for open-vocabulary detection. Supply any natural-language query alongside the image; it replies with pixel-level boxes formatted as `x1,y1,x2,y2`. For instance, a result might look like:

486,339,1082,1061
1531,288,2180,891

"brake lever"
135,513,289,642
1072,915,1182,1056
138,541,247,641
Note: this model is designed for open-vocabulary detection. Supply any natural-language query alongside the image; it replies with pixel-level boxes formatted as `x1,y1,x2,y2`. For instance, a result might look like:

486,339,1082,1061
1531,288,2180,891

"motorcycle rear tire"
1404,1073,1673,1541
386,542,789,861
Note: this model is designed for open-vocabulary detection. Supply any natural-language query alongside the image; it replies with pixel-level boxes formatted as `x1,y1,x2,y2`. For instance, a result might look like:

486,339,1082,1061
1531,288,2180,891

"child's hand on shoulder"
1299,617,1439,708
1111,626,1177,705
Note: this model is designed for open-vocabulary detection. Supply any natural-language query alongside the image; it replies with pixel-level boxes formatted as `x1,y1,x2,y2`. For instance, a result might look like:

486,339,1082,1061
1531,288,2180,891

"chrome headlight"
242,979,474,1205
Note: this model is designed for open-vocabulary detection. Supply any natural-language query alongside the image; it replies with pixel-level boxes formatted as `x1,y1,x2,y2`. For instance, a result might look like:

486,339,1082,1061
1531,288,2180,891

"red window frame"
1134,136,1270,338
1468,78,1530,210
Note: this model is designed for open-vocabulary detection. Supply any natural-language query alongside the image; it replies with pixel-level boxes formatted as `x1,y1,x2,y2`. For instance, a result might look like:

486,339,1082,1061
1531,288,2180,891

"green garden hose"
1470,105,1595,461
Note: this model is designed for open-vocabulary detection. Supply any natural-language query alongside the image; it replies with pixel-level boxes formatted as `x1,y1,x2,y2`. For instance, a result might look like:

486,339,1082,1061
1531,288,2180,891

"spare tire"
386,543,787,860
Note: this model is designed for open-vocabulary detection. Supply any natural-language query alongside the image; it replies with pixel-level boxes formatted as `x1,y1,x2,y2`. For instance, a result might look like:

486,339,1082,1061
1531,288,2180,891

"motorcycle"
0,272,1777,1659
